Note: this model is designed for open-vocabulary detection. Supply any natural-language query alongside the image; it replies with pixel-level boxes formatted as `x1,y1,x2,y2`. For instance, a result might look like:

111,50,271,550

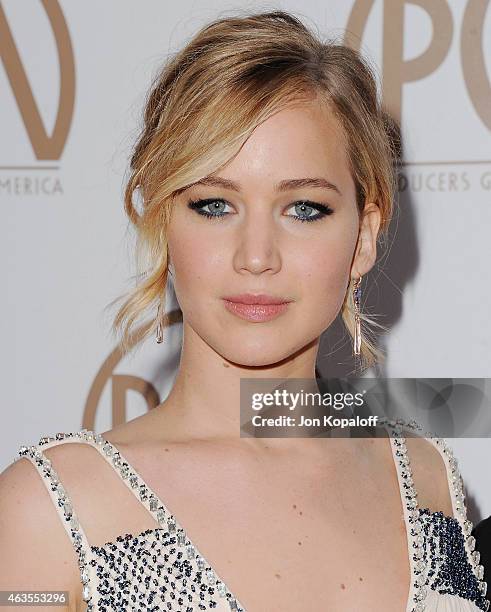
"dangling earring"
353,276,363,356
156,262,173,343
156,302,164,344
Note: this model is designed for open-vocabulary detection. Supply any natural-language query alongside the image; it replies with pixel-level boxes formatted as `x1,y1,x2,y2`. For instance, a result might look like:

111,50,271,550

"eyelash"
187,198,334,223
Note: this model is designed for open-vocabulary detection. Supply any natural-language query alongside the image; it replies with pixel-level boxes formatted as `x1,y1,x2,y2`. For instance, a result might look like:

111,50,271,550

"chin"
222,350,292,368
215,336,301,368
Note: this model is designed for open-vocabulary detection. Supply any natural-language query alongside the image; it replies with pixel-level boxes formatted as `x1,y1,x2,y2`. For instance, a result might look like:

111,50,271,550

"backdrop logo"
345,0,491,193
0,0,75,196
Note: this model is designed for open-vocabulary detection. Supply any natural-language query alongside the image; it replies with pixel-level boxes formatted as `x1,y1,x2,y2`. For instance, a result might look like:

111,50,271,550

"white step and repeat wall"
1,1,490,519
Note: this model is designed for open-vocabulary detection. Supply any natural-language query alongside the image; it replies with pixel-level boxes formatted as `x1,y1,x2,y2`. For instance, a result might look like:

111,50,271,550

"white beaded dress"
15,418,490,612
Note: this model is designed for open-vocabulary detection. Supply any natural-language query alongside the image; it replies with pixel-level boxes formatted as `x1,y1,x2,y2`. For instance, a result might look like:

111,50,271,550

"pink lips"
222,293,293,322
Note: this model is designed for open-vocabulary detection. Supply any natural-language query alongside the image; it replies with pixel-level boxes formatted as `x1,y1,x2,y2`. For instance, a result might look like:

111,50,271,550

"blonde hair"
109,9,398,370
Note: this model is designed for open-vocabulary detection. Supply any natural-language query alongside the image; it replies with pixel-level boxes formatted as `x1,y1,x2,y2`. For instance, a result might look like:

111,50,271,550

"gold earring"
156,303,164,344
353,276,362,356
156,263,174,343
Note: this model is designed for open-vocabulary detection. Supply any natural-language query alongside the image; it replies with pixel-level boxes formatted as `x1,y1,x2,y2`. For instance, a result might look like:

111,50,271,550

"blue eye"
286,200,334,223
187,198,231,219
187,198,334,222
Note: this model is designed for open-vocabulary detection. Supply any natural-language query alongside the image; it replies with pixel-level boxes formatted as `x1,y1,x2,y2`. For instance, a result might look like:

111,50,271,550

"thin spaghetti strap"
380,418,470,521
422,436,466,518
71,428,246,611
393,420,479,536
18,428,246,611
16,432,99,611
380,417,488,607
379,418,422,611
72,429,182,533
421,434,486,575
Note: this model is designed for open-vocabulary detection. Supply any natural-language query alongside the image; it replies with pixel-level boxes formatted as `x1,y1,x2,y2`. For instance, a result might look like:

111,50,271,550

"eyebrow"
186,175,342,196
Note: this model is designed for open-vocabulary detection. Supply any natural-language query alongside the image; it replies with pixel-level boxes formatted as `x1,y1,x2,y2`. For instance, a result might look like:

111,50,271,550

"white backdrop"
1,0,490,522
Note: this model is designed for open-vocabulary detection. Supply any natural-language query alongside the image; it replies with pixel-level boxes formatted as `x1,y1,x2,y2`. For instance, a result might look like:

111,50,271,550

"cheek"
291,229,356,316
167,224,225,306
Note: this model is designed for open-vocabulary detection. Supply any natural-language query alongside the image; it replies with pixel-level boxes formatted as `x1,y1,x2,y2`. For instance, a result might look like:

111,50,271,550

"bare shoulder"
403,429,455,517
0,455,83,611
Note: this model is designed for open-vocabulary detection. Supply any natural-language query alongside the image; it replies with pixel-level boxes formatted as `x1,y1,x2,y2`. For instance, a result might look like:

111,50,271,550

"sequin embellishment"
380,417,490,612
16,422,490,612
17,429,245,611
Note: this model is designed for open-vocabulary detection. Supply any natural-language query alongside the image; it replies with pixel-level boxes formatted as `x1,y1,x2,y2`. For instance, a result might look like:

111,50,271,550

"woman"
0,10,488,612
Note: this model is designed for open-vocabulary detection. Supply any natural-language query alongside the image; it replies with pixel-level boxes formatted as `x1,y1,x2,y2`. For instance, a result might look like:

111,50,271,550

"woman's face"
168,99,380,367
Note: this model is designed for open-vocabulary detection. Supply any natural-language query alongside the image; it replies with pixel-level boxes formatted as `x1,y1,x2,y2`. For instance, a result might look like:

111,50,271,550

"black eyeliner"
290,200,334,223
187,198,334,222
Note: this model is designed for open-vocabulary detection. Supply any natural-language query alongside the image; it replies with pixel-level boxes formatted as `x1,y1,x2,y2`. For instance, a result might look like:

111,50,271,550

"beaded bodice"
16,418,489,612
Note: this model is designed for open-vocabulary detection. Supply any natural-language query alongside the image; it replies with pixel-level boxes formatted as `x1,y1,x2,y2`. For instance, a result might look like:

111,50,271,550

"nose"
233,214,282,275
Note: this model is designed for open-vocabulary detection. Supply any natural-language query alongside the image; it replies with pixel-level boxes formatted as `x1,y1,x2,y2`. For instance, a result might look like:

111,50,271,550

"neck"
151,320,320,449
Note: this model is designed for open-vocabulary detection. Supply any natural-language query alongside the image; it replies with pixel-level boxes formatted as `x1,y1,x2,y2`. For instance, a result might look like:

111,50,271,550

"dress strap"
379,418,422,610
380,417,488,606
67,429,184,536
409,425,487,581
18,428,246,611
51,429,247,610
16,431,99,611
